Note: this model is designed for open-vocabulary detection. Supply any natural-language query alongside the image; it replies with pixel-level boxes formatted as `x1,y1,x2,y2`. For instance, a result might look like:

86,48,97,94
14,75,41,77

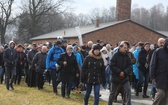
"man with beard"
3,41,18,90
150,38,168,105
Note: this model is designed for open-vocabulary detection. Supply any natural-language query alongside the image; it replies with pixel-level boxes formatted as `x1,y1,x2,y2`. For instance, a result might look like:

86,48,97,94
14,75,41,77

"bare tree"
0,0,14,44
18,0,72,40
149,4,165,30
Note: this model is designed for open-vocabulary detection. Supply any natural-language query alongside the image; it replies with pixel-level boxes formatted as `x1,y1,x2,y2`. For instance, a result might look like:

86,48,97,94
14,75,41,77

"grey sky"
71,0,168,14
12,0,168,15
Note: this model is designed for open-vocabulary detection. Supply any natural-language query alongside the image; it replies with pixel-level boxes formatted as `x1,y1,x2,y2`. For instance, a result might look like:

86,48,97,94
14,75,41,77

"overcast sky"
71,0,168,14
13,0,168,15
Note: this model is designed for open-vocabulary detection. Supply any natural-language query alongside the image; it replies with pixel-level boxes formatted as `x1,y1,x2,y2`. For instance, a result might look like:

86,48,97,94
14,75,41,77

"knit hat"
32,43,37,47
92,45,100,51
55,41,62,45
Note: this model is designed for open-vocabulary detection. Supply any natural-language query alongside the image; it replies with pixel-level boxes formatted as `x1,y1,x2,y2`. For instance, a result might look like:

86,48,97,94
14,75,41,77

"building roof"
30,19,167,41
157,31,168,37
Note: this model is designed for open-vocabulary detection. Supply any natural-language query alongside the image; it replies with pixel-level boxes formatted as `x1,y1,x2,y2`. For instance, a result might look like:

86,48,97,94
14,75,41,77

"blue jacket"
73,51,83,68
46,45,64,69
133,47,141,79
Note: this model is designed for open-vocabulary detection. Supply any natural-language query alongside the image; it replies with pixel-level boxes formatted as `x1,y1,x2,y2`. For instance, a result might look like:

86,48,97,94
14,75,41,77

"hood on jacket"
163,38,168,51
89,50,102,59
100,46,108,52
9,41,15,49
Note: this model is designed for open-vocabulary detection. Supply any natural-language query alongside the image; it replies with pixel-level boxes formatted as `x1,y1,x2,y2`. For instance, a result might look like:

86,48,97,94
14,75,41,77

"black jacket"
0,52,4,67
110,50,132,84
150,39,168,90
31,52,47,72
17,51,27,69
81,51,105,84
138,48,150,72
3,48,18,67
27,49,38,65
57,52,79,82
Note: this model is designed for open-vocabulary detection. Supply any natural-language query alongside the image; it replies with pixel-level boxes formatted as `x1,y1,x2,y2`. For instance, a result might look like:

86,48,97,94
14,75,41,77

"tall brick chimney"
116,0,131,21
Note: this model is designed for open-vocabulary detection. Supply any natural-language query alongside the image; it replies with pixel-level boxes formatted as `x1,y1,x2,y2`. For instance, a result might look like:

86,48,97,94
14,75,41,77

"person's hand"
63,61,67,66
76,73,79,77
119,71,124,77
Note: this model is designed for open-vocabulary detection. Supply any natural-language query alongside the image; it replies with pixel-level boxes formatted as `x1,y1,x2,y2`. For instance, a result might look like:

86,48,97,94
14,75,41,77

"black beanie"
55,41,62,45
92,45,100,51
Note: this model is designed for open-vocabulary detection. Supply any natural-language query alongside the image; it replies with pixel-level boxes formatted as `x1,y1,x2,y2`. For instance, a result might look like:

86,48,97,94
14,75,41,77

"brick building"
30,0,167,46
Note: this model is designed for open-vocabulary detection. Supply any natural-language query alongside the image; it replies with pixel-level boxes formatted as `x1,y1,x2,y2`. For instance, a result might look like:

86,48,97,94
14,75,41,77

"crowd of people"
0,38,168,105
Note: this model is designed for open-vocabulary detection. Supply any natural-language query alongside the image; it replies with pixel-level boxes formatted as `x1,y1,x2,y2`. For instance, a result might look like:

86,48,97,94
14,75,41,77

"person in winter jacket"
0,46,4,84
31,46,48,90
108,41,132,105
15,44,27,85
81,45,105,105
148,38,165,101
136,42,150,98
57,45,79,98
3,41,19,90
27,44,38,87
46,41,64,94
73,45,83,93
150,38,168,105
132,42,144,89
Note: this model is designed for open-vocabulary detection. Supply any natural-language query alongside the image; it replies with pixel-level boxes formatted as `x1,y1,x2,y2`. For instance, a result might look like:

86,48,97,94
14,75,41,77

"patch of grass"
0,80,107,105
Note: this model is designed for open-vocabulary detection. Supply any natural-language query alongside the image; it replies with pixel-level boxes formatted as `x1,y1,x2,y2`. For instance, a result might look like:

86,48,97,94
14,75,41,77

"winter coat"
80,50,88,63
27,49,38,65
46,45,64,69
17,51,27,69
138,48,150,73
3,47,18,67
73,51,83,68
81,51,105,85
0,52,4,67
132,47,141,79
150,38,168,90
110,49,132,84
57,52,79,82
31,52,47,73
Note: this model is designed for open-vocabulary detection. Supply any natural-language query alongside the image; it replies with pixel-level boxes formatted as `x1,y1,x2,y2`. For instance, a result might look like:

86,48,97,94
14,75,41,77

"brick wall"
116,0,131,21
81,21,165,46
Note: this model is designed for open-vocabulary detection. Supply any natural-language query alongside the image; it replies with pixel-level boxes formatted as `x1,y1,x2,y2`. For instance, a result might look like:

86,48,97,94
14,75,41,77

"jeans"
136,70,149,95
84,83,100,105
50,69,57,93
5,66,16,90
105,65,111,89
151,85,156,98
61,81,73,97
